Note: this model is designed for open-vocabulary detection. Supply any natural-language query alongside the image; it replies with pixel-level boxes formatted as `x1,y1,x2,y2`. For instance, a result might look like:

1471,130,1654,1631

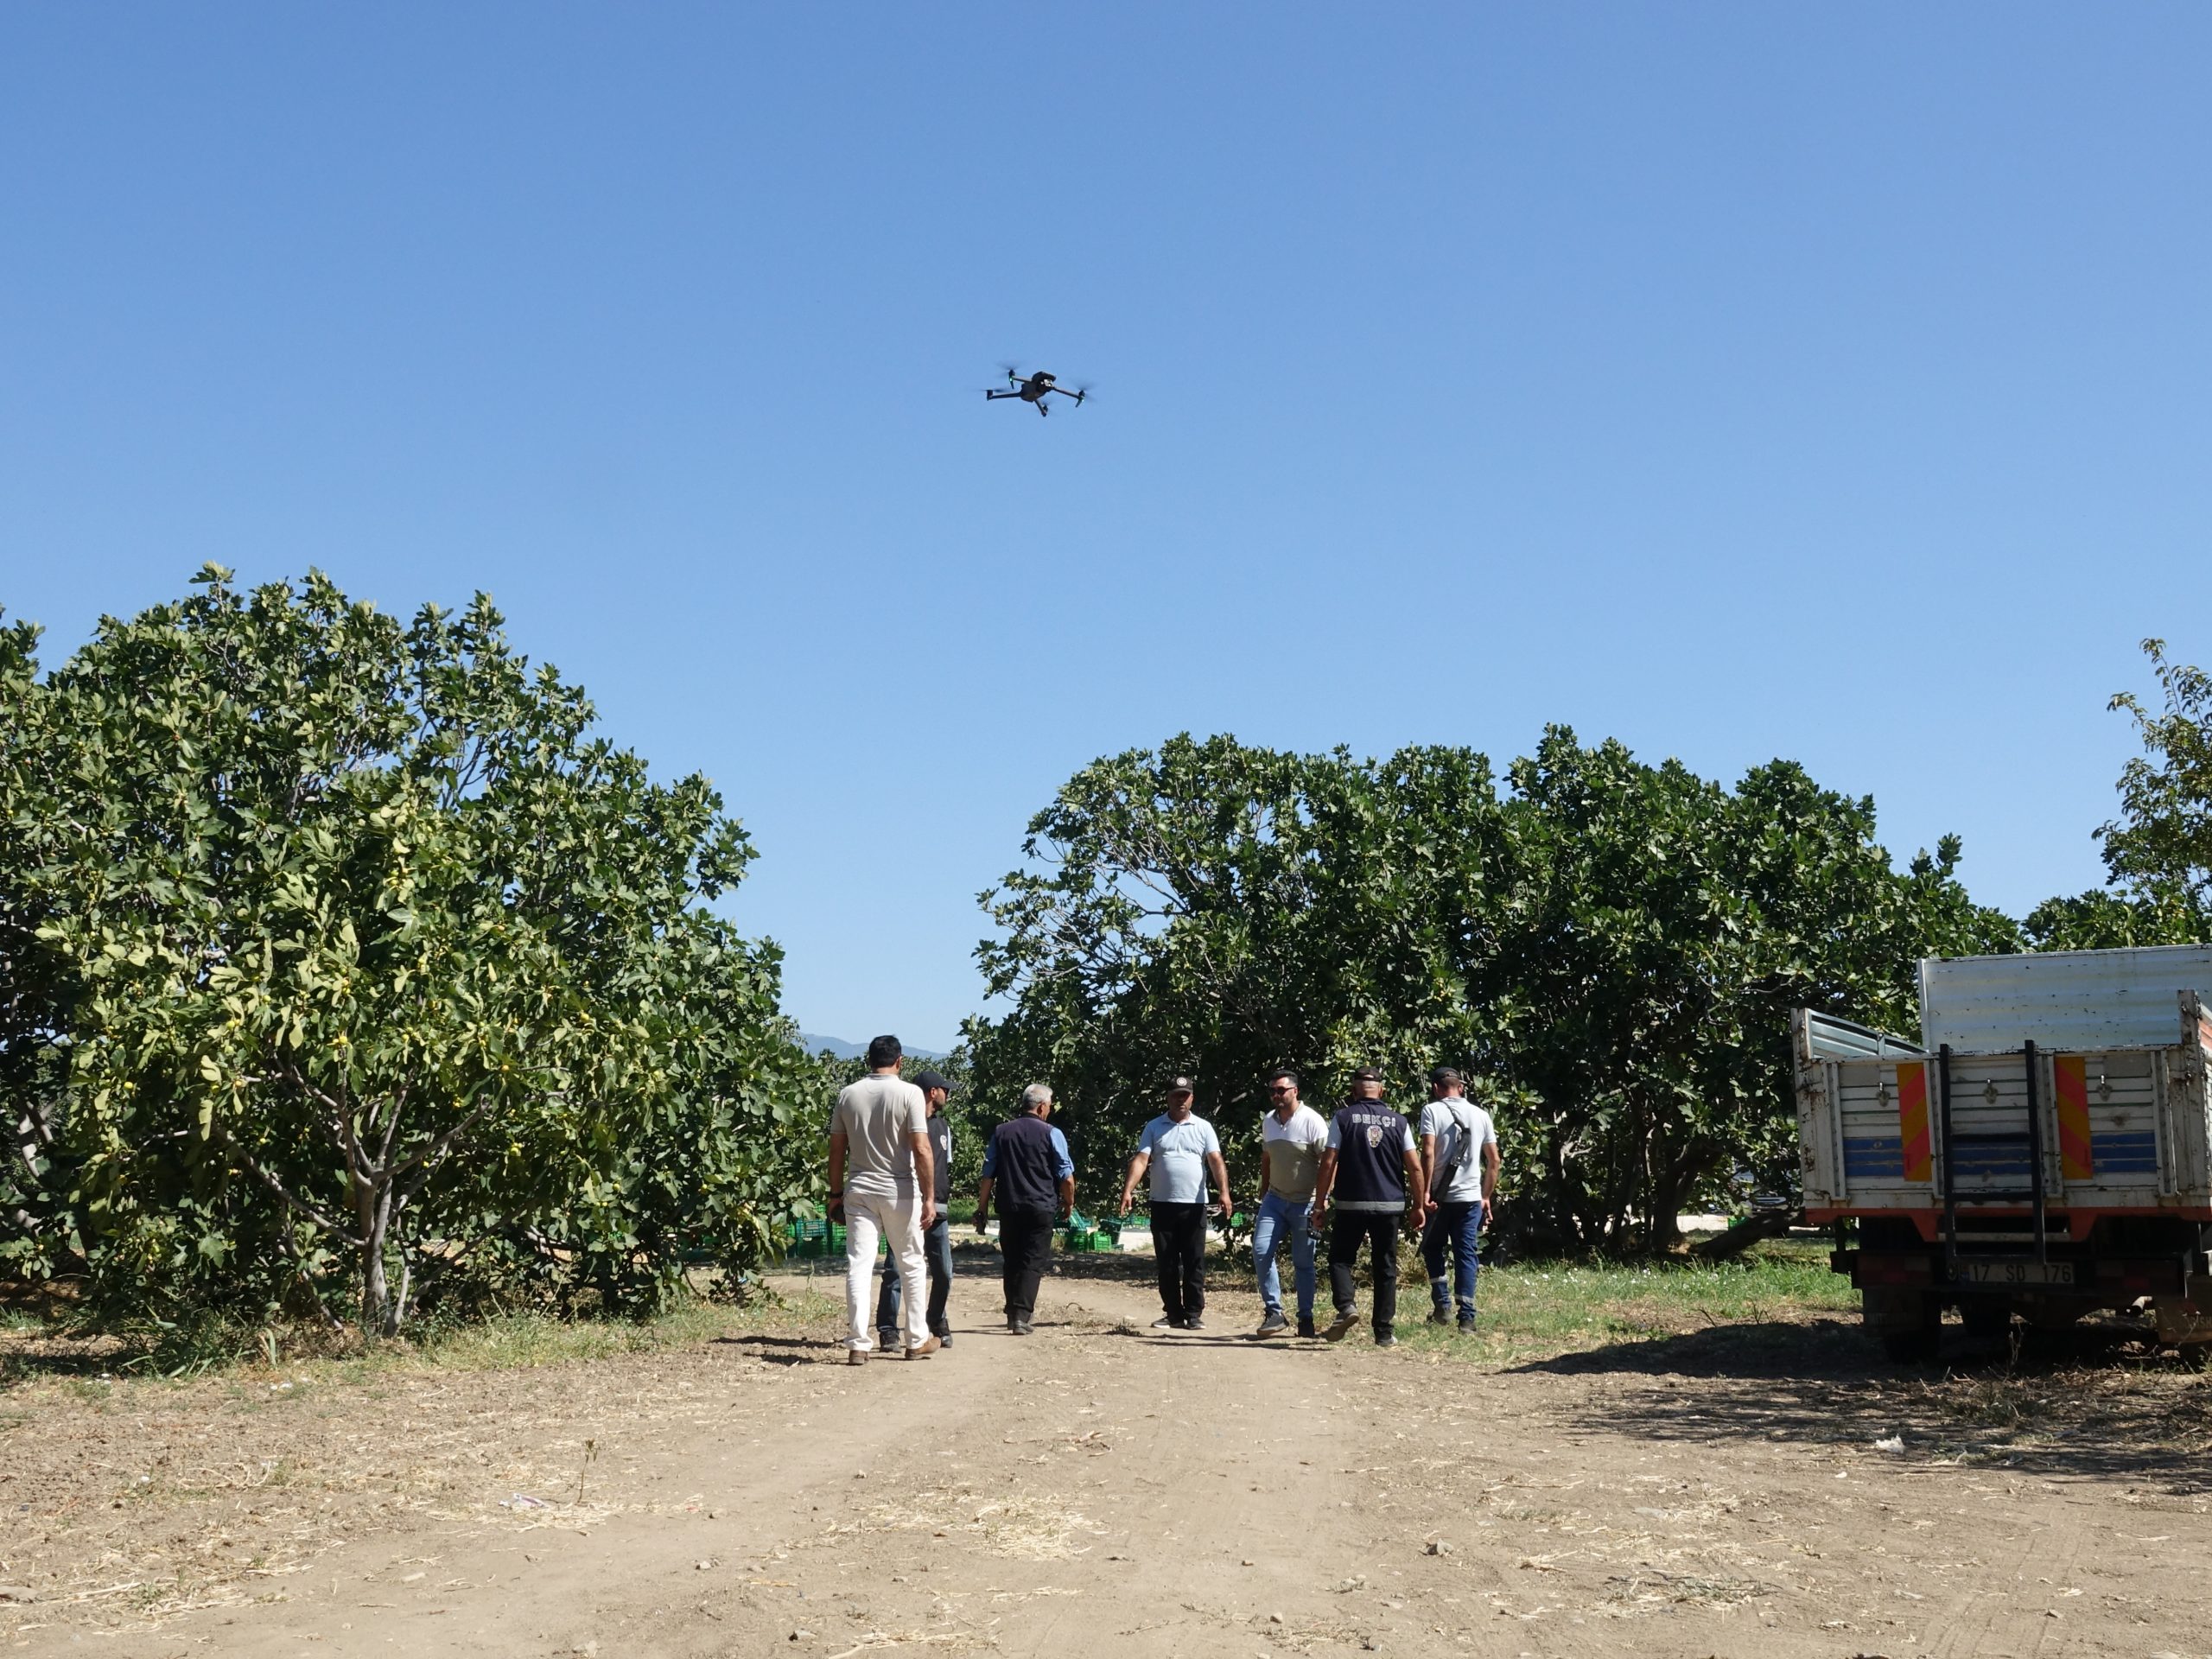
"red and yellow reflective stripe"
1897,1061,1931,1183
2053,1054,2094,1180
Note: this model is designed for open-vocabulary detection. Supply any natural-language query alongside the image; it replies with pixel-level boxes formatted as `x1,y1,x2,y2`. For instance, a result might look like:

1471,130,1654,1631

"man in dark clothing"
975,1084,1075,1334
877,1069,957,1350
1310,1066,1427,1347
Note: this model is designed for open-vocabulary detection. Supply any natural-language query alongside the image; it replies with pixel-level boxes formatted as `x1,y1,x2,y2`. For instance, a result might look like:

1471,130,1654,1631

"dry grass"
849,1488,1103,1561
0,1290,844,1636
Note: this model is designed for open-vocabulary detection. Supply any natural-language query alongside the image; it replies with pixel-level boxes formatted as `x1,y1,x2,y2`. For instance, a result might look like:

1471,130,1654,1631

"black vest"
1331,1101,1410,1207
925,1113,951,1205
990,1114,1061,1213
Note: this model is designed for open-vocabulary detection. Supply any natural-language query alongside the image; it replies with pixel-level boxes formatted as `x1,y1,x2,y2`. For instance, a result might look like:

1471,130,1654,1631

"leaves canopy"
1,568,818,1333
965,729,2016,1251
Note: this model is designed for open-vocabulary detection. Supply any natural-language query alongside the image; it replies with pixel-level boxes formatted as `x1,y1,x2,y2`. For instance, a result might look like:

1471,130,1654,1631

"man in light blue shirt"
1118,1075,1230,1331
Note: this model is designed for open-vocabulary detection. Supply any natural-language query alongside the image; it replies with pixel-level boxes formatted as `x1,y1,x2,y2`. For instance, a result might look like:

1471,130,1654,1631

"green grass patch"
1393,1237,1859,1366
397,1294,836,1372
3,1287,845,1395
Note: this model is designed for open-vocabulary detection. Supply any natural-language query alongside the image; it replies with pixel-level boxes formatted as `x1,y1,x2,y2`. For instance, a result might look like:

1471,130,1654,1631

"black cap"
1351,1066,1384,1084
1428,1065,1462,1085
1162,1075,1196,1096
912,1070,952,1095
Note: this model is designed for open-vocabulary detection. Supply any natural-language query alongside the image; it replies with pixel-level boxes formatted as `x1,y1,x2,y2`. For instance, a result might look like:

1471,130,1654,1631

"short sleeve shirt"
1136,1113,1222,1204
1325,1115,1417,1153
1262,1104,1330,1201
832,1075,929,1198
1419,1098,1497,1205
1325,1106,1417,1211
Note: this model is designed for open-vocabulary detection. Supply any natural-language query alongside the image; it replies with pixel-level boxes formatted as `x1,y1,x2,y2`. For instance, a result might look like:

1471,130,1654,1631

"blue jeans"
1421,1200,1484,1319
1252,1191,1317,1320
875,1214,954,1338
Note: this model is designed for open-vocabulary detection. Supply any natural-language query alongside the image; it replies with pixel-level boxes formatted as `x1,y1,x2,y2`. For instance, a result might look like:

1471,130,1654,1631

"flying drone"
986,366,1090,416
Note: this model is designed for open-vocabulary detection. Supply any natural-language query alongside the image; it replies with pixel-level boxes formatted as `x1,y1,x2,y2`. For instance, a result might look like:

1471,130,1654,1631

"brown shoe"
902,1336,941,1360
847,1348,869,1366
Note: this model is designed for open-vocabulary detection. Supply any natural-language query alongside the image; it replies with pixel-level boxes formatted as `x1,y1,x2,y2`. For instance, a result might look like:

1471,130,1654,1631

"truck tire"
1960,1299,2012,1343
1864,1287,1940,1363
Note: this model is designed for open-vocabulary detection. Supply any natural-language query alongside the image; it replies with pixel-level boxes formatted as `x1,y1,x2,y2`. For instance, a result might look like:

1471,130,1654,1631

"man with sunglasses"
1250,1068,1328,1338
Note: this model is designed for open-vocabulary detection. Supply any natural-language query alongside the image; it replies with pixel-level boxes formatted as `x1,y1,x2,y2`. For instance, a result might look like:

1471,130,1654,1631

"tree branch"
207,1121,365,1245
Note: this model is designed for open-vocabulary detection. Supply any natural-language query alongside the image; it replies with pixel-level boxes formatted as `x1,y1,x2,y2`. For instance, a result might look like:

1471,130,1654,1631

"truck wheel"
1879,1328,1938,1363
1961,1299,2012,1343
1865,1287,1939,1363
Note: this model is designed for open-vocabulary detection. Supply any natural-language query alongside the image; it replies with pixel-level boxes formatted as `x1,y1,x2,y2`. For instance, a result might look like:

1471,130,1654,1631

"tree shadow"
1517,1318,2212,1491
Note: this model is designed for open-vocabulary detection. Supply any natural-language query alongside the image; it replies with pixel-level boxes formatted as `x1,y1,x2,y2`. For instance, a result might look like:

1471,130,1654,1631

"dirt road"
15,1249,2212,1658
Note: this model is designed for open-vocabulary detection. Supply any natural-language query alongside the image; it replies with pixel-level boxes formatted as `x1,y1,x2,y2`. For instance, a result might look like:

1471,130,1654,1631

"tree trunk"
358,1176,395,1335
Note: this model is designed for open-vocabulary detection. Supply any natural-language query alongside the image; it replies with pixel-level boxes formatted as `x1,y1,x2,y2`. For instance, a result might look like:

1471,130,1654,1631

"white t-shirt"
1136,1113,1222,1203
832,1075,929,1199
1261,1103,1330,1201
1419,1097,1497,1205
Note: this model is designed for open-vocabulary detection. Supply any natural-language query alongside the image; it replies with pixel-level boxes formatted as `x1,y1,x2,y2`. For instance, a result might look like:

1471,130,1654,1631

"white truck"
1794,944,2212,1358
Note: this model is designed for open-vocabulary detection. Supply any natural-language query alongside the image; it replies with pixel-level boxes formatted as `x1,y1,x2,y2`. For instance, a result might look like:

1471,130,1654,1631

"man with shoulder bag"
1419,1065,1500,1332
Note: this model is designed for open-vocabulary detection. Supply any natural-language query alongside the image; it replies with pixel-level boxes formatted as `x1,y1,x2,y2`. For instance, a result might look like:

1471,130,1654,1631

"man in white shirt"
827,1035,941,1363
1418,1065,1500,1332
1250,1068,1328,1338
1118,1076,1230,1332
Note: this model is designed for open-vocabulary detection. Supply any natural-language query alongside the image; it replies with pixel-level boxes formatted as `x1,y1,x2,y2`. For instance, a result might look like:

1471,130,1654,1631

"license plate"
1955,1261,2075,1287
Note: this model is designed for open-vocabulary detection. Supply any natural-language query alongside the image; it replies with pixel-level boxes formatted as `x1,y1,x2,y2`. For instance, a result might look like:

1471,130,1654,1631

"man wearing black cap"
1310,1067,1427,1347
876,1069,957,1351
1118,1076,1231,1331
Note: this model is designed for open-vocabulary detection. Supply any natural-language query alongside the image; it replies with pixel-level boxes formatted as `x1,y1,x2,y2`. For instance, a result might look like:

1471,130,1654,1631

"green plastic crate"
785,1218,847,1259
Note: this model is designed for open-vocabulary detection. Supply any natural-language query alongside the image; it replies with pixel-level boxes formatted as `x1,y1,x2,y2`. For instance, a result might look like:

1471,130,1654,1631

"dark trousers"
1329,1209,1401,1336
1421,1200,1484,1319
874,1214,953,1338
996,1205,1057,1325
1151,1201,1209,1322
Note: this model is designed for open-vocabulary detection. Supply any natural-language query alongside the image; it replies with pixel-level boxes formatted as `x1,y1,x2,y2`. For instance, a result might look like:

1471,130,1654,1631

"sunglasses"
1267,1084,1295,1095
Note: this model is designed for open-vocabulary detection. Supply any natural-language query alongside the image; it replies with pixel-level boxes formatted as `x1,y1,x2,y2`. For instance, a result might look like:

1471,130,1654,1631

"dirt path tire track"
44,1255,2212,1659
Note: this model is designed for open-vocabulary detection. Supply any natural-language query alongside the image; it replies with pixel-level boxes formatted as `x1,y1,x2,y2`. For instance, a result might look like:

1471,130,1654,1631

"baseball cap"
1350,1066,1384,1084
1162,1075,1196,1096
912,1070,952,1094
1428,1065,1462,1085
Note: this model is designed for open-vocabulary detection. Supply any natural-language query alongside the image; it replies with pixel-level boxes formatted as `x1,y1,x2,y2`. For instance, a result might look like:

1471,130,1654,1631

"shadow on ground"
1521,1316,2212,1490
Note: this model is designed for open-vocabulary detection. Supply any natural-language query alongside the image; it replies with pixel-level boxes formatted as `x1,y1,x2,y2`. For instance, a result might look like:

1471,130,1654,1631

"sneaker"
939,1332,954,1349
1322,1309,1359,1343
903,1336,941,1360
1184,1315,1205,1331
1150,1315,1183,1331
1426,1305,1451,1325
1457,1314,1478,1334
1255,1312,1289,1338
847,1348,869,1366
1375,1332,1398,1349
1297,1318,1317,1339
877,1328,900,1351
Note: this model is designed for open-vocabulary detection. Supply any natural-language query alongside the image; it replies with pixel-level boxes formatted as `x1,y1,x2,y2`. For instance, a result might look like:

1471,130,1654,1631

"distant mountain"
798,1033,947,1062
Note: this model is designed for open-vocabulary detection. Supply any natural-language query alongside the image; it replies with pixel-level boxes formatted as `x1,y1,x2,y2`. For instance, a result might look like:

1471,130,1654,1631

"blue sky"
5,8,2209,1048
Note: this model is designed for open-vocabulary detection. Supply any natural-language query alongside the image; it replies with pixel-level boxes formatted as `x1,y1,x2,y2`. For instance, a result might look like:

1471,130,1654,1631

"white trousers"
844,1188,928,1352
